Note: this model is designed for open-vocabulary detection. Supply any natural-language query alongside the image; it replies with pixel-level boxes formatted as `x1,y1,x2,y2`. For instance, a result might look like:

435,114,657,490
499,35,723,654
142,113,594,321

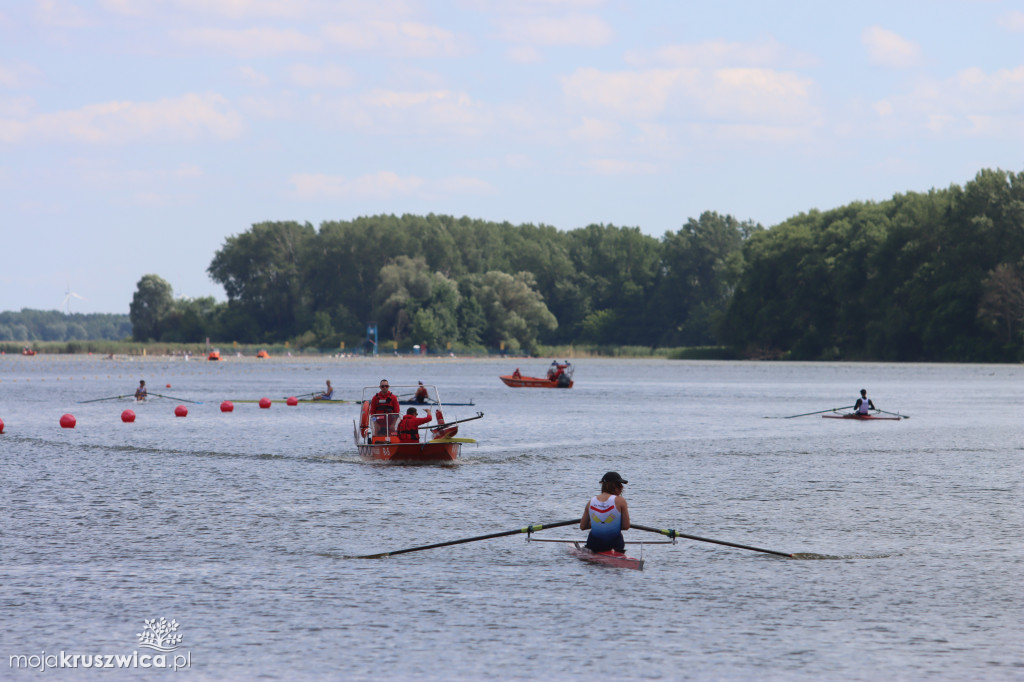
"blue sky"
2,0,1022,314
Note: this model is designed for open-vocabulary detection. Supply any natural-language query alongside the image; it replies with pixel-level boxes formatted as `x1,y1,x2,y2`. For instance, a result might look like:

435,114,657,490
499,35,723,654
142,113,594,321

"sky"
1,0,1023,314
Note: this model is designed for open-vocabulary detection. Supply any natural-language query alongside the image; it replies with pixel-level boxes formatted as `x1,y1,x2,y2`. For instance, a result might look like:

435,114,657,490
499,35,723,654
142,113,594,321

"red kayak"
823,413,902,421
568,542,644,570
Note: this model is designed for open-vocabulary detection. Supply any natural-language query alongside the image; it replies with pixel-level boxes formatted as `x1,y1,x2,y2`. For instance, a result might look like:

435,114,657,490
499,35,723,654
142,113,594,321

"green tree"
130,274,174,341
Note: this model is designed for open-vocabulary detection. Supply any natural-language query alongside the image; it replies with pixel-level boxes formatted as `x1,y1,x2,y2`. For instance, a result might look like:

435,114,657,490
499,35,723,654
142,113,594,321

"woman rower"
580,472,630,553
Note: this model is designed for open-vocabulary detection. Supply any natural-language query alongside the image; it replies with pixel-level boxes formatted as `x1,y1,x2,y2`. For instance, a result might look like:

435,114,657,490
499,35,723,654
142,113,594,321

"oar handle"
631,524,793,558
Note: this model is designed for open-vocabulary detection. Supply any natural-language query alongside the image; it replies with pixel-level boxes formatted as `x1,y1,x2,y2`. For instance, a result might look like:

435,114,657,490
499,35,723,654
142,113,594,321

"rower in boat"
413,381,429,404
312,380,334,401
134,380,148,401
853,389,876,415
580,472,630,554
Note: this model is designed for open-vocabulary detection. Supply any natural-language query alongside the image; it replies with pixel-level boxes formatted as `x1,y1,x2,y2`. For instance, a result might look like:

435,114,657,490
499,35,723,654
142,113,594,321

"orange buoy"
286,396,298,406
174,405,188,417
60,413,76,429
220,400,234,412
121,409,136,423
259,397,272,409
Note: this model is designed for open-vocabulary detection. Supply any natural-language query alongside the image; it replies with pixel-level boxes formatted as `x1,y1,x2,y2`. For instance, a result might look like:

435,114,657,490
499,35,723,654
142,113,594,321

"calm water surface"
1,355,1021,680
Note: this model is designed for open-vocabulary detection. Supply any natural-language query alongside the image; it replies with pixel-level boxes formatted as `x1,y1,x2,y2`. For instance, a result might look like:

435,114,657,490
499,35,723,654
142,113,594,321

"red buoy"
121,409,136,423
286,396,298,406
60,413,77,429
166,383,172,388
174,405,188,417
220,400,234,413
0,417,5,434
259,397,272,409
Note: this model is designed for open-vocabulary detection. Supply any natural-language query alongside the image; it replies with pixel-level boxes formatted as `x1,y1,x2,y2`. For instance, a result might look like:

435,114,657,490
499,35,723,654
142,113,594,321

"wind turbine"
63,280,86,314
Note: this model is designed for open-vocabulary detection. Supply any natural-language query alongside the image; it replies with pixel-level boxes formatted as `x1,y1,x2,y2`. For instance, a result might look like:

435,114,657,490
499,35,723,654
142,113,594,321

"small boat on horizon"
500,361,574,388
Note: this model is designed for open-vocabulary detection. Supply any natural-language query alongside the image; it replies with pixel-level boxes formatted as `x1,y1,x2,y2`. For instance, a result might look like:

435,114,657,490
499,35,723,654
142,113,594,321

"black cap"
601,471,627,485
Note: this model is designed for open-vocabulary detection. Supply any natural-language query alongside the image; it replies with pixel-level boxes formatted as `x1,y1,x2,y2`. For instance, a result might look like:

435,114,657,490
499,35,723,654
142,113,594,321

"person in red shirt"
397,407,433,442
369,379,401,436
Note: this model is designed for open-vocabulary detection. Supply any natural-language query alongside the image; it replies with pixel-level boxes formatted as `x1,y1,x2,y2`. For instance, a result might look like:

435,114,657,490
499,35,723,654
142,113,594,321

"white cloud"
0,92,243,144
323,21,461,57
626,38,816,69
321,88,493,136
562,66,818,127
998,10,1024,32
581,158,660,175
35,0,91,28
172,26,322,56
562,67,693,118
289,171,491,200
872,66,1024,138
568,117,619,141
239,66,270,87
861,26,921,68
506,45,543,64
289,63,355,88
496,13,613,47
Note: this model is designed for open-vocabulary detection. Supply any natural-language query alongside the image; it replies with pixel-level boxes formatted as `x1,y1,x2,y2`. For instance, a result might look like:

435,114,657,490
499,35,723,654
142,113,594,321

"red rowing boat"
567,542,644,570
822,413,901,421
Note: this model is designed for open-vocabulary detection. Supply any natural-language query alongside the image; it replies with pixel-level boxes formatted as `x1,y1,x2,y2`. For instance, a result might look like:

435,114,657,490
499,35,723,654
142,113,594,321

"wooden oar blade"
348,519,578,559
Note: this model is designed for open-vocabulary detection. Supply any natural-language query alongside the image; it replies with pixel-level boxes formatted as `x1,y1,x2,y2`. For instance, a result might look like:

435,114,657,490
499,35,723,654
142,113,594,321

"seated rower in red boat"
512,368,522,379
413,381,429,403
397,407,432,443
580,471,630,554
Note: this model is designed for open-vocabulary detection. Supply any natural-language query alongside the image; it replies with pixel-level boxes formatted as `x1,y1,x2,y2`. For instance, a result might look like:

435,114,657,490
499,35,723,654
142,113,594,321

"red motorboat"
500,361,574,388
353,384,482,463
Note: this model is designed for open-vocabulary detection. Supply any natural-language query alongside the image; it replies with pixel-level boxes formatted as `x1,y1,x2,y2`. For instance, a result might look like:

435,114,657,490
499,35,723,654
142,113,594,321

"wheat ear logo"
136,618,184,652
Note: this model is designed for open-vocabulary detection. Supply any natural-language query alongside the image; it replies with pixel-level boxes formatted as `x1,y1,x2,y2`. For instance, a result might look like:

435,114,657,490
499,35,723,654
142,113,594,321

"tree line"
124,167,1023,361
0,309,131,343
131,211,758,355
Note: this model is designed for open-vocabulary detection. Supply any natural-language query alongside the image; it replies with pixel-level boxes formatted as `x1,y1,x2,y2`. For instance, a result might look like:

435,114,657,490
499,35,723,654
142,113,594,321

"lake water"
1,354,1021,681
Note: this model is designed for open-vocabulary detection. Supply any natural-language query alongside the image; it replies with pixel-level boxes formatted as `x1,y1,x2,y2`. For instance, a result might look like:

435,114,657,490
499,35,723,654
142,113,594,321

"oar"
631,524,793,558
287,391,318,399
417,411,485,430
78,394,130,404
349,519,578,559
148,392,204,405
782,405,854,419
876,409,909,419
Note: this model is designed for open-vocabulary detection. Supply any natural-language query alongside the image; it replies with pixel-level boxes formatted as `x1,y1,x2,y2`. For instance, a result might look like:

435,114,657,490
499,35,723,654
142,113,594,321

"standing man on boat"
369,379,401,436
134,380,148,401
397,407,433,442
854,389,876,415
313,380,334,401
580,472,631,554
